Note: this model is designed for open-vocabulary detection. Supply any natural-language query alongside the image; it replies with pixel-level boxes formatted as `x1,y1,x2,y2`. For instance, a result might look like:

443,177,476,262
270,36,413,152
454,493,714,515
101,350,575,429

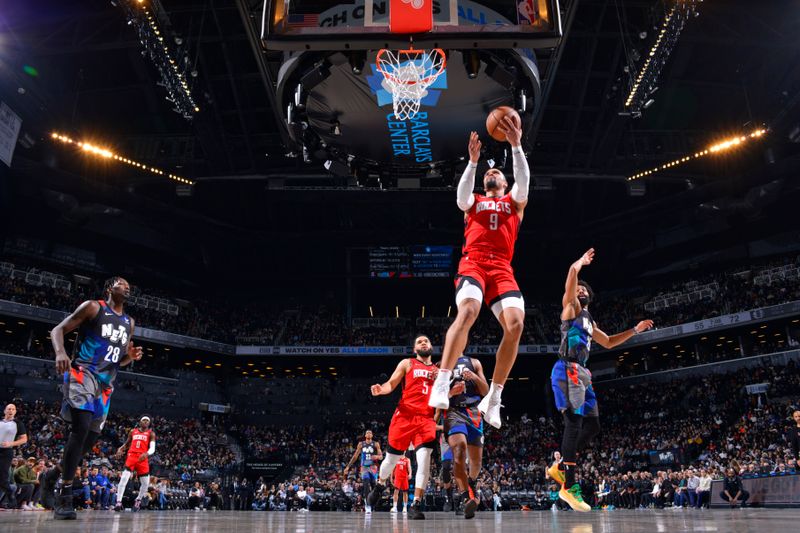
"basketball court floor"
3,509,799,532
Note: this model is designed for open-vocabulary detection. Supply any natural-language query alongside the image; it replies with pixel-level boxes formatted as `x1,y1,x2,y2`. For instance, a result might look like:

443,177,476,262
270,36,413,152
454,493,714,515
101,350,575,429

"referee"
0,403,28,508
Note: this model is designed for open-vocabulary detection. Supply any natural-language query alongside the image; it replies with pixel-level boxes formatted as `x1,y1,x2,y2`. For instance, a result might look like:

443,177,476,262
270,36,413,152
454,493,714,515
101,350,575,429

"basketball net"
376,47,446,121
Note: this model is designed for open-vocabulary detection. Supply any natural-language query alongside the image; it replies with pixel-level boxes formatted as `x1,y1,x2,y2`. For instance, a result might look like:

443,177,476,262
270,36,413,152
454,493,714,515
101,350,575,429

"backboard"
262,0,561,51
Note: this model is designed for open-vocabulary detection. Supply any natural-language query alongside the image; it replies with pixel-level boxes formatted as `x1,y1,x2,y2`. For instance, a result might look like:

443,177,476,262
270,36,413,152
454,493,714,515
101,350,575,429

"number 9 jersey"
72,299,132,387
462,193,520,262
455,193,524,319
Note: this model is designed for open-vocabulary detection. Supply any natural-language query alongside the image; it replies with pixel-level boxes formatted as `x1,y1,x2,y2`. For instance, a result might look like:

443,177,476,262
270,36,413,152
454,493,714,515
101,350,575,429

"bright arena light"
627,129,767,181
50,131,195,185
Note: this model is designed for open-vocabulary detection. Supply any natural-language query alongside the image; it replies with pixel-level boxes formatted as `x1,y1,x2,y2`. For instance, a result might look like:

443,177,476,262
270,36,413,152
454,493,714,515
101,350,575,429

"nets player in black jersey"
439,355,488,519
43,277,143,520
549,249,653,511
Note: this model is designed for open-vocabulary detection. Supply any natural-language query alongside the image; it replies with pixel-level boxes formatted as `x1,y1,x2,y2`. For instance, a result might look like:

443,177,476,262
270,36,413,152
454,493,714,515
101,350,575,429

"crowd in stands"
207,360,800,512
2,354,799,512
0,397,237,511
2,254,798,346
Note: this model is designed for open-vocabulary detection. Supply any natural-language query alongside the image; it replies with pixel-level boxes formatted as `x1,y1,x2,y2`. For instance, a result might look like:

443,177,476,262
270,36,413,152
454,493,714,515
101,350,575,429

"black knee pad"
441,460,452,484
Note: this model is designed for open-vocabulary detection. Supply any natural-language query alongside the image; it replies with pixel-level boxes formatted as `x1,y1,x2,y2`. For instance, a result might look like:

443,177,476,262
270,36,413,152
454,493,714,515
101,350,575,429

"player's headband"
140,416,151,422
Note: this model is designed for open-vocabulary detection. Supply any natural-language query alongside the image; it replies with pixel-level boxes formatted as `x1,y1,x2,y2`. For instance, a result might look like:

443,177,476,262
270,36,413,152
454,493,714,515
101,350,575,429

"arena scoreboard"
369,245,453,278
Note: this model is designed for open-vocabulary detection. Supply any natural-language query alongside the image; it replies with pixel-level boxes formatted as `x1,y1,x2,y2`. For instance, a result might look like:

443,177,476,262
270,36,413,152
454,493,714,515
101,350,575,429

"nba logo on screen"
517,0,537,25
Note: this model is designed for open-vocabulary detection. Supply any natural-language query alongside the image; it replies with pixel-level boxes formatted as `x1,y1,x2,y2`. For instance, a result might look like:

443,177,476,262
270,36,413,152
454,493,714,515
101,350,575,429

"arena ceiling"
1,0,799,286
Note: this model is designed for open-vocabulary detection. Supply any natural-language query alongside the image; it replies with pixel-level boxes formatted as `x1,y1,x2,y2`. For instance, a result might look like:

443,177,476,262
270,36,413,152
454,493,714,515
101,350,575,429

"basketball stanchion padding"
389,0,433,34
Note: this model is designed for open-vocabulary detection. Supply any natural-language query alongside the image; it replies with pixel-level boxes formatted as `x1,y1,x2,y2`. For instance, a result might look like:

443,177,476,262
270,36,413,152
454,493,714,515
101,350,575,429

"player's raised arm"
562,248,594,320
51,300,100,374
592,320,654,350
497,115,530,210
456,132,481,212
371,359,411,396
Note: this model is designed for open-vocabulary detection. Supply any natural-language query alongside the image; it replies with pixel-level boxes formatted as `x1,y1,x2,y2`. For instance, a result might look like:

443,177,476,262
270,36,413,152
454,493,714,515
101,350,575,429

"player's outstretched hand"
468,131,481,163
55,351,71,374
579,248,595,267
449,381,466,398
497,115,522,147
634,320,654,334
370,384,383,396
128,343,143,361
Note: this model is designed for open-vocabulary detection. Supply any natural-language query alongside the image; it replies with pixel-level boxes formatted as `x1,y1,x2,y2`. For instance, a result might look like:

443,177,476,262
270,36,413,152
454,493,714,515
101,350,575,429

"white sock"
116,470,132,504
435,369,452,384
137,475,150,501
489,382,503,398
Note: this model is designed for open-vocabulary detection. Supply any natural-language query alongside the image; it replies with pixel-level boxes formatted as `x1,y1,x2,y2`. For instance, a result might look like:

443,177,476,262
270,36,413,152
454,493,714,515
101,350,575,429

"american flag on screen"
286,13,320,28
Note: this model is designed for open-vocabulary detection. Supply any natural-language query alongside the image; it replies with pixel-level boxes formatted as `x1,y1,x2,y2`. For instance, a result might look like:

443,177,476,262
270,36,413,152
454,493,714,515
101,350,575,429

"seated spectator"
188,481,205,510
13,457,37,510
696,469,712,508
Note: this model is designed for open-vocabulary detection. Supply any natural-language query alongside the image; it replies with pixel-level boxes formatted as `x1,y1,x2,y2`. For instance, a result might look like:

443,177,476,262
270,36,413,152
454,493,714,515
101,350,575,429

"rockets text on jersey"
397,358,436,416
129,428,152,457
462,193,521,262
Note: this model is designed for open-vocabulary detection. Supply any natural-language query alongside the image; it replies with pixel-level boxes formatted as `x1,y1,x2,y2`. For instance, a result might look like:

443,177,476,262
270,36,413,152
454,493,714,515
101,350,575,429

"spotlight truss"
50,131,195,185
623,0,701,116
627,128,767,181
119,0,199,120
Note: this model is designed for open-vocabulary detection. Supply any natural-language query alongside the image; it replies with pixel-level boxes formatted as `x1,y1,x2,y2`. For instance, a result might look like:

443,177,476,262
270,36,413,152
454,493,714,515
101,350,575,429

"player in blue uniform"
442,355,488,519
344,430,383,513
44,277,143,520
549,249,653,511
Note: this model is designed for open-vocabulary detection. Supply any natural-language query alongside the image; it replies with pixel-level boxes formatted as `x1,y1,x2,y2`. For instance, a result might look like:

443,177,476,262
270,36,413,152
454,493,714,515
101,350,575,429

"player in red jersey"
366,335,437,520
430,116,530,429
390,451,412,514
114,415,156,512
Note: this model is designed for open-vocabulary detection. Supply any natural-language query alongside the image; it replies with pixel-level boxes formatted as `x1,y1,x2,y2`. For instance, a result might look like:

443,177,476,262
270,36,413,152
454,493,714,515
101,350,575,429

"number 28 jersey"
73,299,132,387
463,193,521,263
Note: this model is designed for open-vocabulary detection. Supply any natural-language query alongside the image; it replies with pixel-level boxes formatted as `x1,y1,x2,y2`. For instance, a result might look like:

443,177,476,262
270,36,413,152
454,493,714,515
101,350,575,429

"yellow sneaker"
559,484,591,512
547,461,565,486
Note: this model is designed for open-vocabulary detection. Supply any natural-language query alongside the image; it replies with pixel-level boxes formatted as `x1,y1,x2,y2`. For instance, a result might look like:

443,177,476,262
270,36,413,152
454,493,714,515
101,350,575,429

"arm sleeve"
148,440,156,456
457,163,477,211
509,145,530,203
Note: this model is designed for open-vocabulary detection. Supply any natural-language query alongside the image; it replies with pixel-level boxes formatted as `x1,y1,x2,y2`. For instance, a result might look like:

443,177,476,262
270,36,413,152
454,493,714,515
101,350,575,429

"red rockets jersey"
463,193,521,262
128,428,153,457
393,456,411,481
397,358,436,417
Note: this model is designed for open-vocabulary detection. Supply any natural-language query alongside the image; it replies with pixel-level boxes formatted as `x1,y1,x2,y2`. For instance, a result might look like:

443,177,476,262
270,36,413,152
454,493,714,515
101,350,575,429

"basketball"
486,106,521,142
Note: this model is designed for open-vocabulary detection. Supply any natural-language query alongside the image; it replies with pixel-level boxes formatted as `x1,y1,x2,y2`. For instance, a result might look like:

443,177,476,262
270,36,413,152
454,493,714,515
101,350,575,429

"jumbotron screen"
369,246,454,279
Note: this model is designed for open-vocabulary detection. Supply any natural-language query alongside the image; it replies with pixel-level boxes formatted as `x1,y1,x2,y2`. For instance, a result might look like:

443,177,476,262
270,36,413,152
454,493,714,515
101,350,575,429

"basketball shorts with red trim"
125,453,150,476
455,254,524,319
444,406,484,447
550,359,598,417
61,366,113,433
388,409,437,451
